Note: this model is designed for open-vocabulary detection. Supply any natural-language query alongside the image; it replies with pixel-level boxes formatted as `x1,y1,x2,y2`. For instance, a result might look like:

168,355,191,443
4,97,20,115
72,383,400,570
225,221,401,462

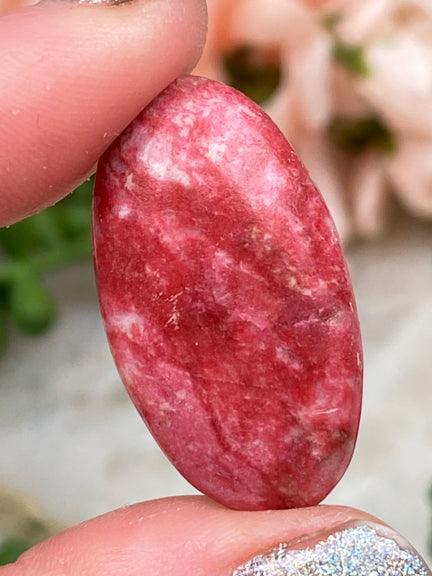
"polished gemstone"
93,75,363,510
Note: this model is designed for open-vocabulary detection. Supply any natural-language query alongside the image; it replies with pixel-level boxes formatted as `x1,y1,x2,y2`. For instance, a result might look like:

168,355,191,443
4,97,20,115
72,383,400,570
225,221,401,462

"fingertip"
0,0,207,226
4,497,379,576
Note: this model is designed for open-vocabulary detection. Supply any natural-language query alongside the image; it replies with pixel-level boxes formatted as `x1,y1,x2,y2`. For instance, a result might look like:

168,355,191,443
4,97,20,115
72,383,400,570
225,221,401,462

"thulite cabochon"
93,76,363,510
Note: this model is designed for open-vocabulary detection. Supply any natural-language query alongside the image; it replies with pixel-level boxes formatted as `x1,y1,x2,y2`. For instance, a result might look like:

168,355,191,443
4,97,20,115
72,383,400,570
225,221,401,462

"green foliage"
320,13,370,77
0,286,8,353
0,176,94,351
329,115,396,155
0,539,31,566
224,46,281,105
223,30,369,113
321,12,342,31
9,272,56,335
333,41,370,77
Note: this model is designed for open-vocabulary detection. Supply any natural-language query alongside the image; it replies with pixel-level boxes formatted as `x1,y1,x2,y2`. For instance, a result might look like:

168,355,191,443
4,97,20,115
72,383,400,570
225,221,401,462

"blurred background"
1,0,431,566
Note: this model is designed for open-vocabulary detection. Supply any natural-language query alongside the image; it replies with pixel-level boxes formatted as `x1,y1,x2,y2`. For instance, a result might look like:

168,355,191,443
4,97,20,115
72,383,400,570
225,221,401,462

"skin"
0,0,207,225
1,497,375,576
0,1,400,574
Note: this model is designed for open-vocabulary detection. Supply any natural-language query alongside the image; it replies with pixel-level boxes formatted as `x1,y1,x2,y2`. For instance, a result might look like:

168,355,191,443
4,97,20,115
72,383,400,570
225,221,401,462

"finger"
0,0,207,226
2,496,428,576
0,0,34,15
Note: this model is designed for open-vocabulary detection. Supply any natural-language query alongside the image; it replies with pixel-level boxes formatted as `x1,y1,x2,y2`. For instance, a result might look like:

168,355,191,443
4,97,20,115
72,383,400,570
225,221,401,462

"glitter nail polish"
233,523,431,576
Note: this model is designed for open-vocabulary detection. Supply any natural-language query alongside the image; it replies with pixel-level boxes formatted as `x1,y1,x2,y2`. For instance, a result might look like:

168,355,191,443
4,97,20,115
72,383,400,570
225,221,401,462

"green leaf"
0,286,9,353
329,115,396,155
52,177,93,241
0,218,50,258
30,210,64,248
321,12,341,31
0,176,93,259
0,539,31,565
224,46,281,105
0,206,62,258
333,41,370,76
0,177,93,351
68,175,95,207
9,273,56,335
55,205,91,241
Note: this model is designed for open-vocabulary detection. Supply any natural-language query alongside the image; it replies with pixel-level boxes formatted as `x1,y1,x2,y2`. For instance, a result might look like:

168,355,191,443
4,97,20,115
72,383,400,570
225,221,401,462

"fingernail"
233,522,431,576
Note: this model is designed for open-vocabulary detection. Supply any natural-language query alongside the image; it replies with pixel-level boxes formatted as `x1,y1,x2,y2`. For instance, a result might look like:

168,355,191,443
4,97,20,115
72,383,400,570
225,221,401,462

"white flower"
195,0,432,242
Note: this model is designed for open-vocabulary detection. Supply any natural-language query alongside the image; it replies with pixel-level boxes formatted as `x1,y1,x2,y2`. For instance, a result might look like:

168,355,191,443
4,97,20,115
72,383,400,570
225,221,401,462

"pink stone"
93,76,363,511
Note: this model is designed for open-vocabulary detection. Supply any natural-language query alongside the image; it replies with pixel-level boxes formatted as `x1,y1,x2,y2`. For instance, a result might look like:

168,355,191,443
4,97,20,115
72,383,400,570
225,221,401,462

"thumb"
0,0,207,226
2,496,429,576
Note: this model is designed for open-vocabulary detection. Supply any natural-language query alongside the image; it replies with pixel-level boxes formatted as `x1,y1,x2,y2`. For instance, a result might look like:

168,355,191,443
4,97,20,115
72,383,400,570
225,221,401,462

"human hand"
1,2,430,575
0,0,206,226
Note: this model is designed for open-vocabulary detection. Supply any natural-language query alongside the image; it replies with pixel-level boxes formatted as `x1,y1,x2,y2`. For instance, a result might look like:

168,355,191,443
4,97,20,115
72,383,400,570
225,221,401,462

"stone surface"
93,75,363,510
1,215,430,553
